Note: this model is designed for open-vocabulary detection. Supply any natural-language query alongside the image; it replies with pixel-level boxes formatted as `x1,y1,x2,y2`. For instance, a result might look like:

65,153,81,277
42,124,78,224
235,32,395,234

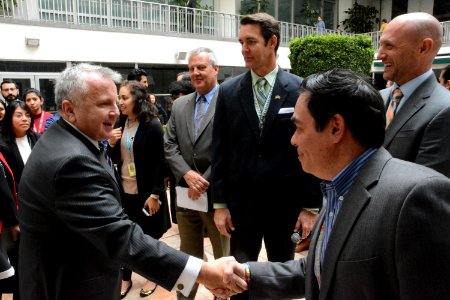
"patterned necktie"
255,77,268,112
99,142,114,172
195,95,206,139
386,88,403,128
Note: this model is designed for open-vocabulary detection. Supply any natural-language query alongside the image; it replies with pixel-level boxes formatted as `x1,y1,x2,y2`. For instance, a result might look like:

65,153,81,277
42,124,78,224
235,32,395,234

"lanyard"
33,112,45,133
125,121,139,155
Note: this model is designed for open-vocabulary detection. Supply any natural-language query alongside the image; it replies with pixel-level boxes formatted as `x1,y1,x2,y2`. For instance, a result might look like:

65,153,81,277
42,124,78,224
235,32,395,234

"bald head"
378,12,443,85
392,13,442,55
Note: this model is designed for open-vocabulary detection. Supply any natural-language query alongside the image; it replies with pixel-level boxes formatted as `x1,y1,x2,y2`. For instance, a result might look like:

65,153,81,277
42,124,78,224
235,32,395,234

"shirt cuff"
172,256,203,297
213,203,227,209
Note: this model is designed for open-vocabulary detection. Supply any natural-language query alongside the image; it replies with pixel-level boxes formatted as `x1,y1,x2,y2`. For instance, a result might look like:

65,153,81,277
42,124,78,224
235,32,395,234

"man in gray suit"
218,69,450,300
18,63,245,300
378,12,450,177
165,47,230,300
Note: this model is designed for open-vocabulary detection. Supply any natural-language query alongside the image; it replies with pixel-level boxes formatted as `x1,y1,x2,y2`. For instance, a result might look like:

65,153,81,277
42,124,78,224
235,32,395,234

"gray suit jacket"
18,119,190,300
165,90,217,211
380,74,450,177
248,148,450,300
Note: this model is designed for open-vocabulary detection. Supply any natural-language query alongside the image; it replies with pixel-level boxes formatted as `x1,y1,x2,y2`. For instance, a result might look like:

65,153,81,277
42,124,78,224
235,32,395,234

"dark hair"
119,80,157,123
1,79,18,90
23,88,43,100
168,80,195,98
240,13,280,53
382,18,388,23
177,71,191,82
441,65,450,82
1,100,34,143
127,68,148,82
299,69,386,148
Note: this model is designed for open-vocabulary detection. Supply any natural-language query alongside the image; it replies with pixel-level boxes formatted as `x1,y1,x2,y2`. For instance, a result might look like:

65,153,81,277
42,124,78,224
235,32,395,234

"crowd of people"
0,10,449,300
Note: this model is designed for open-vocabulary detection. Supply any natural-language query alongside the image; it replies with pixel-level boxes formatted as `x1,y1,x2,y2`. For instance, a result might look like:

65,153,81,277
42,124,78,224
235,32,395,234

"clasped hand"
198,257,248,299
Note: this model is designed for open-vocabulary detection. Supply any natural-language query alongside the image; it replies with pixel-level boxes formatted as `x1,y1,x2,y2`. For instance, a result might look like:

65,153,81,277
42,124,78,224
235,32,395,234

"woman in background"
108,81,170,298
439,64,450,90
0,100,40,186
0,100,39,300
0,99,6,131
22,88,53,134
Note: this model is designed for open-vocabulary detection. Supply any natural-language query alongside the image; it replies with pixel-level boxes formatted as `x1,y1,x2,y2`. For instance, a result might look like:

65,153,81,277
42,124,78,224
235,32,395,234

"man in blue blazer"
220,69,450,300
378,12,450,177
211,13,321,300
18,63,245,300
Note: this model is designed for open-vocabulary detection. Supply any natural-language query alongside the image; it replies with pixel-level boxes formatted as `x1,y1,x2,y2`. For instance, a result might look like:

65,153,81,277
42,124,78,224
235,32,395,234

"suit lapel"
318,149,391,299
239,71,261,140
261,70,289,139
184,93,197,143
383,75,435,148
195,88,218,141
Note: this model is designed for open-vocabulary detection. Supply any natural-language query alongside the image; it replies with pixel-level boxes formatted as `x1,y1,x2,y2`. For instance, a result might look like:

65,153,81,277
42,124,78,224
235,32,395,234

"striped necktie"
255,77,268,112
386,88,403,128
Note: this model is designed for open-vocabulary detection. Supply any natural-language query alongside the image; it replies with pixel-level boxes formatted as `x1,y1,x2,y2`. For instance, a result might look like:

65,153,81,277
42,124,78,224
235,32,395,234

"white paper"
175,186,208,212
278,107,294,114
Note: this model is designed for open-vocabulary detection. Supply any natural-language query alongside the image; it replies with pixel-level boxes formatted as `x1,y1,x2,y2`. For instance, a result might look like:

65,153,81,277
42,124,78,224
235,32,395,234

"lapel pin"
275,95,281,101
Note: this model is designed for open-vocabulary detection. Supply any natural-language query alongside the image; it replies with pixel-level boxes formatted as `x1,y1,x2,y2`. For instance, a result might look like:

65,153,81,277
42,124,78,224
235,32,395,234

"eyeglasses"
1,87,17,92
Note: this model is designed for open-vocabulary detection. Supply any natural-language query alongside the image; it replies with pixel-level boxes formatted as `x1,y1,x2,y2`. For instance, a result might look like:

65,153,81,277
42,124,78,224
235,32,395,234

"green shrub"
289,34,374,78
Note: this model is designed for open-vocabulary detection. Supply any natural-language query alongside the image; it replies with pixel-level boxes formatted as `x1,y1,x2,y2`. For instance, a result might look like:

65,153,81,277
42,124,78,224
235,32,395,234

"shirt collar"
196,84,218,104
251,65,279,88
393,69,433,100
320,148,377,197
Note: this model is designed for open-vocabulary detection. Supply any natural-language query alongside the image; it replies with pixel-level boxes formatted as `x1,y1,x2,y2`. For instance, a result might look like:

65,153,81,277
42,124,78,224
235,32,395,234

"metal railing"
1,0,449,50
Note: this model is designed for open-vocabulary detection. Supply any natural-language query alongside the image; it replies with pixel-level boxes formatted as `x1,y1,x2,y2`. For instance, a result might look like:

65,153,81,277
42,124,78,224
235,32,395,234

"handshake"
197,256,250,299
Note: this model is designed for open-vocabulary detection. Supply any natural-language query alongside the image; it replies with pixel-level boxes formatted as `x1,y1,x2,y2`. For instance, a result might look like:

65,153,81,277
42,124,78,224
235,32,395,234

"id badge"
128,162,136,177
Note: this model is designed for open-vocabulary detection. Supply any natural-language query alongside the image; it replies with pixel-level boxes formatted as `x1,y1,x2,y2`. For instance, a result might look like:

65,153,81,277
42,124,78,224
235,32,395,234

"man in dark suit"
165,47,230,300
211,13,321,299
17,63,245,300
219,69,450,300
378,12,450,177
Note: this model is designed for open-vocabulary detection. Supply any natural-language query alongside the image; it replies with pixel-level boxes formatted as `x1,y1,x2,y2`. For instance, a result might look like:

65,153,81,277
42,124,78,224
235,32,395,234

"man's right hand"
214,208,234,238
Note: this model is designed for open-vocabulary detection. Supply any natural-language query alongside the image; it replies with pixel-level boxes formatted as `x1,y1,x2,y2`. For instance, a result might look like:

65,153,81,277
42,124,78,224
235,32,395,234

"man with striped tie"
378,12,450,177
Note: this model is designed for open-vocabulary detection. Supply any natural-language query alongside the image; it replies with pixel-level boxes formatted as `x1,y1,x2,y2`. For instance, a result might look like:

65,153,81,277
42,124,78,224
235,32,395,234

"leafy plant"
300,0,320,26
342,1,379,33
289,34,374,77
240,0,270,15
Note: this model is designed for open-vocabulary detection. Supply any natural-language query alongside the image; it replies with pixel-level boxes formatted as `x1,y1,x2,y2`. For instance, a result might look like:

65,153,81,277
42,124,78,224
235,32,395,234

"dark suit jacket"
380,74,450,177
18,119,190,300
109,117,170,237
165,90,217,211
248,148,450,300
211,69,321,222
0,131,40,185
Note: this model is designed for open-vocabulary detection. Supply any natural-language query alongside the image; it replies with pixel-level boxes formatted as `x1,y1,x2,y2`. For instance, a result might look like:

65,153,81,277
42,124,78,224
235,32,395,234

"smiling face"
24,92,43,115
189,52,218,95
118,86,136,118
12,106,31,138
239,23,277,76
290,93,334,180
377,14,437,85
67,74,119,141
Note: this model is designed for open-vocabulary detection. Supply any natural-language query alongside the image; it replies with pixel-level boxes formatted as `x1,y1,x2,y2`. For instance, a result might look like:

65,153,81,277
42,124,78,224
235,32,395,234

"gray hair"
55,63,122,110
188,47,218,68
